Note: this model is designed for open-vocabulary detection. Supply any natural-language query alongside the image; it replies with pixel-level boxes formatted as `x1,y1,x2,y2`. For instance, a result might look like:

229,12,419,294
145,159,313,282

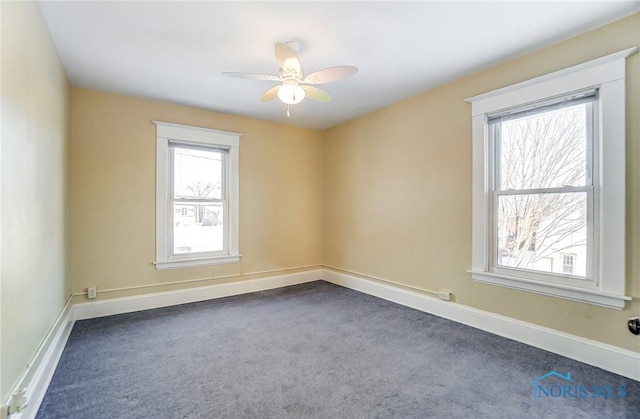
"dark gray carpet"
37,281,639,418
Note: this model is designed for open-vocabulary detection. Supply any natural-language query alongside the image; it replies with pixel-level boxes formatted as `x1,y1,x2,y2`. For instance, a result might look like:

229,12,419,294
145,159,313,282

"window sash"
173,198,224,204
487,94,597,284
490,190,593,283
494,186,591,195
169,142,228,199
489,97,596,193
168,144,229,259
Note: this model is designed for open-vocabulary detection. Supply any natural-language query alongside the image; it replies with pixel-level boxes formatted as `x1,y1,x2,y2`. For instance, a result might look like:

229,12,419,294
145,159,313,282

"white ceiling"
39,1,640,130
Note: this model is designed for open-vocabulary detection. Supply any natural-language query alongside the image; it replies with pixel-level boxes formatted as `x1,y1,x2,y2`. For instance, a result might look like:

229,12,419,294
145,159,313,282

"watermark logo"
531,371,627,400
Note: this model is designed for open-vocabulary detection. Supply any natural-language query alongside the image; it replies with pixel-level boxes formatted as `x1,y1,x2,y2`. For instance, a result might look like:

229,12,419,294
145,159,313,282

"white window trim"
465,47,636,310
153,121,241,270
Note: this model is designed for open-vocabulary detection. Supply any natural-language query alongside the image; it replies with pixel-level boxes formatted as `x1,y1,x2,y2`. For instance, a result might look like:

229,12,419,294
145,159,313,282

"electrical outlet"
628,317,640,335
87,287,97,299
8,389,27,415
438,291,452,301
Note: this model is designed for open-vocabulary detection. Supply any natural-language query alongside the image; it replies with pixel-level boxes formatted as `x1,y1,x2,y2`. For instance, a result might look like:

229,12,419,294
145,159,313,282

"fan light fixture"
277,79,305,105
222,42,358,118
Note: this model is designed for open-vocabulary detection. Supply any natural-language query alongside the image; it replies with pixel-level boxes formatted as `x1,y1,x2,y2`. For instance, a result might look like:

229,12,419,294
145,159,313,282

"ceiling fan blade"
303,66,358,85
260,86,280,102
274,42,301,75
222,72,282,82
302,86,332,102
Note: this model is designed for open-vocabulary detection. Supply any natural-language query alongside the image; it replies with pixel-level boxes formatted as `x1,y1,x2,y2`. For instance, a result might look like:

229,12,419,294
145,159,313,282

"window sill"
468,270,630,310
154,254,241,270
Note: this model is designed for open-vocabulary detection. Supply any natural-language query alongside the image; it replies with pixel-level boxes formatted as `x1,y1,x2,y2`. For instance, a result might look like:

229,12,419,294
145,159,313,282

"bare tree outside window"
495,103,590,277
183,181,221,224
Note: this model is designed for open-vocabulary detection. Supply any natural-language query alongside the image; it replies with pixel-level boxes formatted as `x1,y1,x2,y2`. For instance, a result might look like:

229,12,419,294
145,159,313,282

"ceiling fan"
222,42,358,117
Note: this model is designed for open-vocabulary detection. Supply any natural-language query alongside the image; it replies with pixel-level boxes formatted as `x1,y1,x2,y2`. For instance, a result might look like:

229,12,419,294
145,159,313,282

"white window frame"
488,91,596,289
154,121,241,270
465,48,636,310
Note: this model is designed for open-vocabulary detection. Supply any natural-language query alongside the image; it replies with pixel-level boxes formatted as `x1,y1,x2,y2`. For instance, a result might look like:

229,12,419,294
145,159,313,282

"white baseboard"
14,300,75,419
322,268,640,382
72,269,323,321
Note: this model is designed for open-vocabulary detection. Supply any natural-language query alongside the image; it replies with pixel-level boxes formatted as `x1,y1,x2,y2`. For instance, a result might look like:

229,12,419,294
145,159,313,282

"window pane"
499,103,589,190
173,147,223,199
173,203,224,254
496,192,586,277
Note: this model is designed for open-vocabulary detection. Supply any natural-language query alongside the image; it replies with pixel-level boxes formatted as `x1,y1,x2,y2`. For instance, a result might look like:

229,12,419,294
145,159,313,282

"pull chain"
286,105,291,119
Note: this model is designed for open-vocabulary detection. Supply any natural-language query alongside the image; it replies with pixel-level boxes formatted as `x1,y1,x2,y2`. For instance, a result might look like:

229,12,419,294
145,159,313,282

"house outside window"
154,121,241,270
466,48,636,309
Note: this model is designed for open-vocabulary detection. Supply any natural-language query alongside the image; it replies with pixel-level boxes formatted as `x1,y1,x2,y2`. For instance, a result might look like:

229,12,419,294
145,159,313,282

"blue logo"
531,371,627,400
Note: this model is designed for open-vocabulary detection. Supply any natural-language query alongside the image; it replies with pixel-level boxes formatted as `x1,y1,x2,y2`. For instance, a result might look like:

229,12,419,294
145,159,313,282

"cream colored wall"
1,1,71,401
323,13,640,352
70,88,323,301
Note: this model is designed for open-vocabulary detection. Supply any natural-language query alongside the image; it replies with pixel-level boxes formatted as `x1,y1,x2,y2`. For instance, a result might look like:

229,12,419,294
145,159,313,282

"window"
491,91,593,282
171,145,225,255
154,121,241,270
466,48,636,309
562,254,576,275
